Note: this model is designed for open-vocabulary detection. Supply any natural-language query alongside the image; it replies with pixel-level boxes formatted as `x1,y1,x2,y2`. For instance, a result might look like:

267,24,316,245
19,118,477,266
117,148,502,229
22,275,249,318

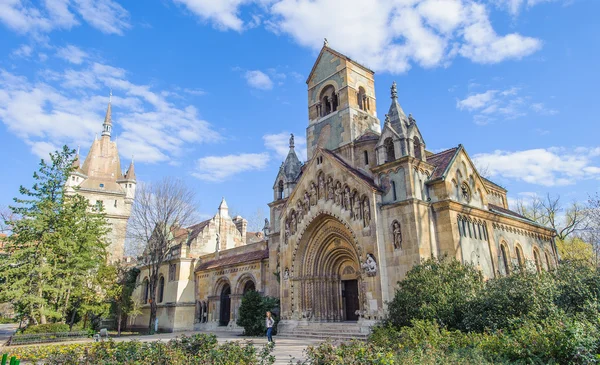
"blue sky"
0,0,598,229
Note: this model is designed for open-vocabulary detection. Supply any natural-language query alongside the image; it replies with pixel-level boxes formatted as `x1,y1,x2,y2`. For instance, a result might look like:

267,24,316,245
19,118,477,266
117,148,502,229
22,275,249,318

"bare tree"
0,205,16,234
513,194,587,241
127,178,197,333
585,194,600,266
246,207,267,232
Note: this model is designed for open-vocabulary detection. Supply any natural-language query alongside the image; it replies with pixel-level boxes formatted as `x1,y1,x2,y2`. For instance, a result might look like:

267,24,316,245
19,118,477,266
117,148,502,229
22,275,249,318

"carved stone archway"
290,213,363,322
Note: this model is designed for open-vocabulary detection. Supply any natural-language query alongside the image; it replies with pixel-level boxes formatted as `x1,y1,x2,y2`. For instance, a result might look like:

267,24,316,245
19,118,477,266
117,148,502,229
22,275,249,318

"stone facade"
66,100,136,262
130,44,557,335
129,199,268,332
269,44,558,335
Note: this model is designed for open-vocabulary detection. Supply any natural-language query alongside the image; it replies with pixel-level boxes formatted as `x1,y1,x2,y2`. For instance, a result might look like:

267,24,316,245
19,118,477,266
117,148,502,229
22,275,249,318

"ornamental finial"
385,114,390,124
289,133,295,149
324,38,329,47
391,81,397,100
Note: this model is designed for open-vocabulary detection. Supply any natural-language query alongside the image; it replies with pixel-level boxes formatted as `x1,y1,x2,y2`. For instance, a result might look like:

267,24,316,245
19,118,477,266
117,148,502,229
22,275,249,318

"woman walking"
266,311,274,343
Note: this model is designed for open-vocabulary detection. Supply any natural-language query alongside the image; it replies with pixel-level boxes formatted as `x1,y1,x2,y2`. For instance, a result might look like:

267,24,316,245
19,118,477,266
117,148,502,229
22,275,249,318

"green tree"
386,257,483,330
236,291,280,336
0,146,110,326
105,264,140,335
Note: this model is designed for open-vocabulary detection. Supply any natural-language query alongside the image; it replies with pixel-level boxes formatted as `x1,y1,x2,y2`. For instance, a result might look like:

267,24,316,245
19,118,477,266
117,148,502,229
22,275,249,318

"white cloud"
56,44,88,64
457,84,557,124
263,132,307,161
0,50,221,164
171,0,544,73
193,153,270,182
11,44,33,58
244,70,273,90
473,147,600,187
0,0,129,35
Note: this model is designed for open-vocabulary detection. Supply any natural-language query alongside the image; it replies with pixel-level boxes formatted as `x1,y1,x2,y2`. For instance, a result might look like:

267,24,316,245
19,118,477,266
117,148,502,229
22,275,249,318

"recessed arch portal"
291,213,363,321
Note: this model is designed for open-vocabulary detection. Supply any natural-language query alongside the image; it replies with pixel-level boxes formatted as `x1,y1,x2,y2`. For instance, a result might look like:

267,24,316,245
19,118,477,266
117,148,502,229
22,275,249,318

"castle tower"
305,41,381,160
67,94,136,262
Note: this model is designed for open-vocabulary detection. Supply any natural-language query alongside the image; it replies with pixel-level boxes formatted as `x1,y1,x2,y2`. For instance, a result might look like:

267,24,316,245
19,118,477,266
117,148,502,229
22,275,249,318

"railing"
7,331,89,346
1,353,21,365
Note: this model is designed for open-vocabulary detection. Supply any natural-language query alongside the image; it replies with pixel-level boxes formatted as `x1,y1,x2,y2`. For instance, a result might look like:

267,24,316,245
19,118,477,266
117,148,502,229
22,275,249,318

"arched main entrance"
292,214,362,322
219,284,231,326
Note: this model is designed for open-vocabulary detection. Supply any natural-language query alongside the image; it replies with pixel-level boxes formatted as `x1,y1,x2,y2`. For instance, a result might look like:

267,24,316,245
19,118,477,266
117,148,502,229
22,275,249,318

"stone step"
277,332,367,341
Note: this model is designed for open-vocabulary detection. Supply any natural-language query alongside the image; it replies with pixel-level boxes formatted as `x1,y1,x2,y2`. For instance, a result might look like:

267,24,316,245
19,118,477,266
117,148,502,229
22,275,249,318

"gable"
307,48,342,88
376,123,401,148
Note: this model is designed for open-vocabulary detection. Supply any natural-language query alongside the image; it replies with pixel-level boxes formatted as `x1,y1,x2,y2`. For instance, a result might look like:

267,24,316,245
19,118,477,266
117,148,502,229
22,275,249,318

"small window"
168,263,177,281
534,249,542,273
158,276,165,303
95,200,104,211
143,279,149,303
114,200,117,208
413,137,422,160
99,183,105,188
501,245,510,276
545,252,551,270
277,180,284,200
457,217,463,237
392,181,397,201
516,246,524,268
384,138,395,162
72,176,75,181
364,151,369,165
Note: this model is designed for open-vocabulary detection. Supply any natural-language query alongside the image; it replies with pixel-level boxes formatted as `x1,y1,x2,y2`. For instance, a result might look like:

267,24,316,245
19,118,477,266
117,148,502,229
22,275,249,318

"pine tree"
0,146,110,326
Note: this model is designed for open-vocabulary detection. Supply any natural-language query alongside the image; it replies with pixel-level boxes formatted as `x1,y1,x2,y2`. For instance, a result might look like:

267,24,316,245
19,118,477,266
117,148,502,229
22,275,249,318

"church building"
131,43,557,336
66,98,136,262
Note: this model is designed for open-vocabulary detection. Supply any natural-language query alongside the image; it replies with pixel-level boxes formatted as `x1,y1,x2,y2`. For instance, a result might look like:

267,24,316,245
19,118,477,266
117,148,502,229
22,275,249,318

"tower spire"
102,91,112,138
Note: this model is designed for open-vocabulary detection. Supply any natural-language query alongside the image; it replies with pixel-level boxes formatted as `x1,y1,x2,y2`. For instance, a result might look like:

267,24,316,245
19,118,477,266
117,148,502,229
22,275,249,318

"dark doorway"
219,284,231,326
343,280,359,321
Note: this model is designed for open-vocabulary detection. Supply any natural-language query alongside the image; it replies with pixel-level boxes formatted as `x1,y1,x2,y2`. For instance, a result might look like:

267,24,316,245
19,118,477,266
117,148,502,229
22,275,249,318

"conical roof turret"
387,81,409,135
282,134,302,181
125,158,136,181
102,91,113,138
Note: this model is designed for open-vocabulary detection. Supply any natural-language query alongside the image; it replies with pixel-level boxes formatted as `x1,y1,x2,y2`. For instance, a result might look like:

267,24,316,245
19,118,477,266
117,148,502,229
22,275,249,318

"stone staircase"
277,322,370,341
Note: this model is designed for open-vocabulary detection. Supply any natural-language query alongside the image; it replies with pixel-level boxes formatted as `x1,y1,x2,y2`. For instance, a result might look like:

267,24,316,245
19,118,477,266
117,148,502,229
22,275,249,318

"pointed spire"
387,81,407,130
102,90,112,138
218,197,229,218
391,81,398,100
72,145,81,168
125,157,136,181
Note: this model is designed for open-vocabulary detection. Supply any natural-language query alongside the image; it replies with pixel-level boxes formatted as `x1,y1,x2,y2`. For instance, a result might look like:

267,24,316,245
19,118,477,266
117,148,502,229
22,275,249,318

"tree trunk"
69,308,77,331
117,310,122,336
63,286,72,322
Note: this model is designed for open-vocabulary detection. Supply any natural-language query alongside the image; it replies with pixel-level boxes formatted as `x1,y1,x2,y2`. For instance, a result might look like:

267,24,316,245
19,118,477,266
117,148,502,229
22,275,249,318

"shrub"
7,334,275,364
462,268,558,332
236,291,280,336
386,257,483,330
21,323,70,334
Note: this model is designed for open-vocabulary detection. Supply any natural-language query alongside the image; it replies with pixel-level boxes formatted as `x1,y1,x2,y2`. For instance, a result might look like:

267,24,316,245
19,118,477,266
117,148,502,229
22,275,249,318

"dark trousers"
266,327,273,342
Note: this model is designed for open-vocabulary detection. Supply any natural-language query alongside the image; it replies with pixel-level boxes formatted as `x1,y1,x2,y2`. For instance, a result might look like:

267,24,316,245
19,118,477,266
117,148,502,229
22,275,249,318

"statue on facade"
310,183,317,205
327,177,334,200
363,198,371,226
284,219,290,244
263,218,270,237
304,191,310,211
291,212,297,233
283,268,290,280
289,133,295,148
297,200,304,219
353,194,361,220
318,174,325,200
334,183,342,205
215,233,220,252
392,221,402,249
344,186,351,210
362,253,377,276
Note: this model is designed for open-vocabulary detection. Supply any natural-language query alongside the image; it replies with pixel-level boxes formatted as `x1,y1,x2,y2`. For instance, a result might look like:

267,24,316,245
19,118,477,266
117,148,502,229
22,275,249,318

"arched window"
357,87,366,111
243,280,256,294
143,278,149,304
158,276,165,303
500,244,510,276
457,216,463,237
392,180,397,201
534,249,542,273
516,246,524,269
320,85,337,116
278,180,284,200
413,137,422,160
363,150,369,165
545,252,551,270
384,138,395,162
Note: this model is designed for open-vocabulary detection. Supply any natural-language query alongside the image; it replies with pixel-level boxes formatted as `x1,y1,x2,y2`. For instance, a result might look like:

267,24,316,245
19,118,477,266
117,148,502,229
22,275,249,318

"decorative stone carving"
296,200,304,219
392,220,402,249
344,186,351,210
362,253,377,276
334,182,342,205
283,268,290,280
363,198,371,227
284,220,290,244
291,212,297,233
327,177,334,200
318,174,325,200
353,193,361,220
304,191,310,211
310,183,317,206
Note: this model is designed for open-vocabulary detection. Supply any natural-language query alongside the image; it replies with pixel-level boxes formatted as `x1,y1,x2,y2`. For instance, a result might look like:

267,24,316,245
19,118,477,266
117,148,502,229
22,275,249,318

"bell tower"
305,40,381,160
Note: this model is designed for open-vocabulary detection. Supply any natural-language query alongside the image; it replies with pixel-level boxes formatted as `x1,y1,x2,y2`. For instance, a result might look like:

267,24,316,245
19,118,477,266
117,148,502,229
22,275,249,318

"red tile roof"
427,147,459,180
197,249,269,271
